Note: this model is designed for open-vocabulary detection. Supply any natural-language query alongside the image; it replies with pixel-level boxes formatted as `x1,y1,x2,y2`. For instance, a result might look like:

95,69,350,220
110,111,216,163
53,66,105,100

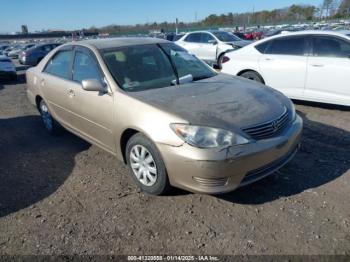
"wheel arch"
120,128,140,164
237,69,265,84
35,95,43,111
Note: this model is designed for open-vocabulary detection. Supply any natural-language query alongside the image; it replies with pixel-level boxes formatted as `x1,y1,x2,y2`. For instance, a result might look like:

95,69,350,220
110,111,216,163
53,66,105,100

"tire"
240,71,264,83
126,133,170,195
39,100,63,135
217,53,226,70
10,74,17,81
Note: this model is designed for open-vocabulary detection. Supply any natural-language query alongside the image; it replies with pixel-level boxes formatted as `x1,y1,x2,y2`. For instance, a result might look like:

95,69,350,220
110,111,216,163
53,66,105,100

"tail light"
222,56,230,64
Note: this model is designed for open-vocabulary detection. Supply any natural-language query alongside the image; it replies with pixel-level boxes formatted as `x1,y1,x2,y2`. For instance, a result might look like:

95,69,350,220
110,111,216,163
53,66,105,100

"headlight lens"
170,124,249,148
290,102,296,121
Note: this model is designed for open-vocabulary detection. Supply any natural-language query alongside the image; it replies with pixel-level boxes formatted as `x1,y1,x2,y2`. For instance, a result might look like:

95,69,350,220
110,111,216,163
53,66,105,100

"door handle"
68,89,75,97
311,64,324,67
265,57,274,61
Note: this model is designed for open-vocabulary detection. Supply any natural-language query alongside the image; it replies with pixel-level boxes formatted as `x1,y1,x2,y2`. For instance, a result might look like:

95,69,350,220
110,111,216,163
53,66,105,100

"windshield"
102,43,216,92
159,43,216,81
212,31,241,42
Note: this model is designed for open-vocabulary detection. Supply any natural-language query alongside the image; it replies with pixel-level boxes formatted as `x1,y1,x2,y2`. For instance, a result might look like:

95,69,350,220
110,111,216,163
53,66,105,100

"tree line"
87,0,350,35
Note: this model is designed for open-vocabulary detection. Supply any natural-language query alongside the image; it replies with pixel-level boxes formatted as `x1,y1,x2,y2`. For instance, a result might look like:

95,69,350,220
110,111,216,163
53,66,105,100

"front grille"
192,176,228,188
242,108,290,140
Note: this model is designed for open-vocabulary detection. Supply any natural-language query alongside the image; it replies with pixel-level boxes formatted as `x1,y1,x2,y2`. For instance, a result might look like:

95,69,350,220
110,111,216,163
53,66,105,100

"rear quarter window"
255,41,270,54
265,36,306,56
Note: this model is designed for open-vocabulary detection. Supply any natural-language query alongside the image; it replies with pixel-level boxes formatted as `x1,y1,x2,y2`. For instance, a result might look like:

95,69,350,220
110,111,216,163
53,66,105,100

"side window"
73,51,102,83
201,33,215,44
184,33,201,43
313,36,350,58
265,37,306,56
44,50,73,79
255,41,270,54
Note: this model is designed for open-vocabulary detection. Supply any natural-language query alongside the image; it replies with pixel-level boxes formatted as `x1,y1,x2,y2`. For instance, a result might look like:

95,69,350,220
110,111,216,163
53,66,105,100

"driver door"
68,46,115,153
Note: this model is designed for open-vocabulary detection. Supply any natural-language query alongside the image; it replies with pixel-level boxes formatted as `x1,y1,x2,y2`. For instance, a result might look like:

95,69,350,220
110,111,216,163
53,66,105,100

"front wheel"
240,71,264,84
126,133,170,195
39,100,63,135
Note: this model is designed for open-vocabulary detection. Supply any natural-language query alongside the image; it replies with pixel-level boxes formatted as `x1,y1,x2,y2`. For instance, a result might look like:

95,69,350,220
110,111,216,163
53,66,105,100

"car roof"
185,30,226,34
75,37,170,50
272,30,350,38
251,30,350,46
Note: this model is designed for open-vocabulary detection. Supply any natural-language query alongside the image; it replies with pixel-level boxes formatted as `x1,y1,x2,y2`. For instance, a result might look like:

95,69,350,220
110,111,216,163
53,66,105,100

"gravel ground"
0,64,349,256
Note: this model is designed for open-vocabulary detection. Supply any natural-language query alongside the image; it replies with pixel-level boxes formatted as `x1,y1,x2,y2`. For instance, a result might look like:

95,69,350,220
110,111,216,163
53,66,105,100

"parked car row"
0,42,62,66
0,55,17,80
18,43,61,66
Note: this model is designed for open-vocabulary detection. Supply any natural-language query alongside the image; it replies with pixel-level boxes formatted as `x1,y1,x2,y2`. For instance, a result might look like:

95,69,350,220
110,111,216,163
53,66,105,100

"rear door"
41,46,75,125
305,35,350,105
258,36,308,99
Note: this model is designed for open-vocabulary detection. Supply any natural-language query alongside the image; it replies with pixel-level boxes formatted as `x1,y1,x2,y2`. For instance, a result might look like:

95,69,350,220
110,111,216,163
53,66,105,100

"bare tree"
322,0,340,17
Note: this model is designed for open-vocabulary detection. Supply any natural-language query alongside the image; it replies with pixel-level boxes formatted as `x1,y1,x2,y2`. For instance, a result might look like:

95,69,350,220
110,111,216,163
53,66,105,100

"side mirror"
82,79,106,92
208,39,218,45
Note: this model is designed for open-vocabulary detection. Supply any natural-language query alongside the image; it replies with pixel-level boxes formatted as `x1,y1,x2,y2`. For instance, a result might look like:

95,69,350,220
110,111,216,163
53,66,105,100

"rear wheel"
126,133,170,195
39,100,63,135
240,71,264,84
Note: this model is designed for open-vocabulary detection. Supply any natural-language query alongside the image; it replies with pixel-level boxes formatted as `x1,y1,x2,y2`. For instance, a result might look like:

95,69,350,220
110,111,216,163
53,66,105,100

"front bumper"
157,115,303,194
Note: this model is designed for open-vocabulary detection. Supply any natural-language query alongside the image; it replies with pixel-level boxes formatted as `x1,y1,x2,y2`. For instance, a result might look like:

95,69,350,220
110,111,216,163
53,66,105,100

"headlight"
290,102,296,121
170,124,249,148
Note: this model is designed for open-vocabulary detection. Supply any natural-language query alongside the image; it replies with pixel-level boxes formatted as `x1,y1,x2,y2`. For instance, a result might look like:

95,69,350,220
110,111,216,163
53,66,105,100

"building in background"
21,25,28,34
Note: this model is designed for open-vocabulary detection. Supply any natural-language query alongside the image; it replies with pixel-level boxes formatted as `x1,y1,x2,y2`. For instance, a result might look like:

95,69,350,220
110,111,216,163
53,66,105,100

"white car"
0,55,16,80
175,30,251,67
221,31,350,106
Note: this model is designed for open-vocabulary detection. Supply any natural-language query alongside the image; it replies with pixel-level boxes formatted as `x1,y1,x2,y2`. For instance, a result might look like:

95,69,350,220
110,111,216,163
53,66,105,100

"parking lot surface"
0,65,349,255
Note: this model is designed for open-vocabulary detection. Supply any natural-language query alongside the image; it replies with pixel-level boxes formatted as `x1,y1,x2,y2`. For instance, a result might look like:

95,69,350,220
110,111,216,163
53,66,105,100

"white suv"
221,31,350,106
175,31,251,67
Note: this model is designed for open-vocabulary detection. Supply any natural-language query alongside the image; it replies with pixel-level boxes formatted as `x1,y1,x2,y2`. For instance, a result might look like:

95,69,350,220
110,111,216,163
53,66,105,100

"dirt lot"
0,64,349,256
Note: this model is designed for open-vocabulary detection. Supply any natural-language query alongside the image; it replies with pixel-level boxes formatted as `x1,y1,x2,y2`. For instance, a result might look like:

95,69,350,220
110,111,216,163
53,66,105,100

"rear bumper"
0,71,16,79
157,115,303,194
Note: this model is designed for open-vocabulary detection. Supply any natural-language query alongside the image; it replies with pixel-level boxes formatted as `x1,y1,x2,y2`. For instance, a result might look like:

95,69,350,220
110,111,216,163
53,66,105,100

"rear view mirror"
82,79,106,92
208,39,218,45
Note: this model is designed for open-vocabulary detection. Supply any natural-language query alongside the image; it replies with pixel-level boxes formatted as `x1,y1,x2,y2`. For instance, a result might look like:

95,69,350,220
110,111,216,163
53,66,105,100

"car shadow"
0,115,90,217
217,111,350,204
293,99,350,111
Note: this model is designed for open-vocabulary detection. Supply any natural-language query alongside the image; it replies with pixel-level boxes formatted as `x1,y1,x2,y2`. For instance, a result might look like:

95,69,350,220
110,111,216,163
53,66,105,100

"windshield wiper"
171,74,193,85
193,75,213,81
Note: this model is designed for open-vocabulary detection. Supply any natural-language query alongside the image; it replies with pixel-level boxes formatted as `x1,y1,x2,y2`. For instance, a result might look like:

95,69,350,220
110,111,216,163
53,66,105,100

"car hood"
127,74,290,131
